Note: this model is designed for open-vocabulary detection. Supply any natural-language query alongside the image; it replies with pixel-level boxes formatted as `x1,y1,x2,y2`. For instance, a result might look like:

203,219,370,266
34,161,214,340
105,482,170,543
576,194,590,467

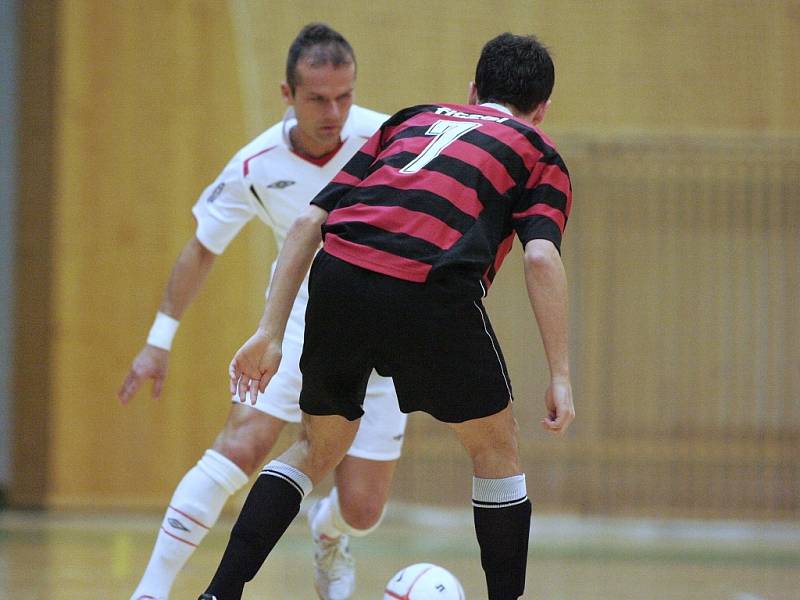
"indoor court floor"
1,504,798,599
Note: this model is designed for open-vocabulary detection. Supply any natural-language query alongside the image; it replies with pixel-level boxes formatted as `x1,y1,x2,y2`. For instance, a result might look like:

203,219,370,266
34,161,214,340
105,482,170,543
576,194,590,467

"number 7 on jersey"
399,119,481,174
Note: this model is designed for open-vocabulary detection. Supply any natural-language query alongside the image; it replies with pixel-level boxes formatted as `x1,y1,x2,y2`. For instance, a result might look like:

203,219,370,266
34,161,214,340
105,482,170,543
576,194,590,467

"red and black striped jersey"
311,102,572,297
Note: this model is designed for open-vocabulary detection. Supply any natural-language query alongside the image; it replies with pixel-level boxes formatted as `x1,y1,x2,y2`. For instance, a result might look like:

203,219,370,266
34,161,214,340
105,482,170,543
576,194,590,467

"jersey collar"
281,107,297,147
280,106,354,167
479,102,513,116
290,140,345,166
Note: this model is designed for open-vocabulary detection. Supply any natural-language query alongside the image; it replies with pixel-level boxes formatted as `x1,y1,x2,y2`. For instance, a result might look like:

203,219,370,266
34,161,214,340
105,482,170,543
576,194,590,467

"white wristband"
147,311,180,351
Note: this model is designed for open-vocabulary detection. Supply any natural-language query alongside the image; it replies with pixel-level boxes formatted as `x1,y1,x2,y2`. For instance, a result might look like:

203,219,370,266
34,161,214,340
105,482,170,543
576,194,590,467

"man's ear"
531,99,551,125
467,81,479,105
280,82,293,105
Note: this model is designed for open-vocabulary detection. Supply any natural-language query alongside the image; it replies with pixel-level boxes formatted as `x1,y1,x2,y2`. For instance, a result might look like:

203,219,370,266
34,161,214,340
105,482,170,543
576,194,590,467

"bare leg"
334,456,397,530
449,404,530,600
211,404,287,474
448,403,521,478
277,413,361,482
204,414,359,600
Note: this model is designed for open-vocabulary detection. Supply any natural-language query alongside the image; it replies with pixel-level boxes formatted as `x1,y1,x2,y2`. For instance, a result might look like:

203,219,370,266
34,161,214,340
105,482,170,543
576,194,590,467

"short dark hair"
286,23,356,93
474,33,555,114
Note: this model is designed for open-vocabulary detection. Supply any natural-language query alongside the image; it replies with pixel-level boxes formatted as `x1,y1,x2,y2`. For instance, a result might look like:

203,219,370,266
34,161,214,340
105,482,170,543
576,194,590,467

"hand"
541,378,575,435
228,330,282,405
118,345,170,404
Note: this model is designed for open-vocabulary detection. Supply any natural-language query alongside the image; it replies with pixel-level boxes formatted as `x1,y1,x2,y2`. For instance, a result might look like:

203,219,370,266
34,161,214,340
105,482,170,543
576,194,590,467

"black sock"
473,475,531,600
204,463,311,599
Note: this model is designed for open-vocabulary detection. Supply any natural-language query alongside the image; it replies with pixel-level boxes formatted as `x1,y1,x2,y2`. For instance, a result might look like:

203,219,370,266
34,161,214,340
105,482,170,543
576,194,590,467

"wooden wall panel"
14,0,799,515
48,1,258,507
226,0,800,135
533,0,800,134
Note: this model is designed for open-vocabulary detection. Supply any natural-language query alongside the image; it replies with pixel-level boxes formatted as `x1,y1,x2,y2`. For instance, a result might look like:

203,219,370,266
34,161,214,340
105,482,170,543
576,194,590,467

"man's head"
471,33,555,124
282,23,356,156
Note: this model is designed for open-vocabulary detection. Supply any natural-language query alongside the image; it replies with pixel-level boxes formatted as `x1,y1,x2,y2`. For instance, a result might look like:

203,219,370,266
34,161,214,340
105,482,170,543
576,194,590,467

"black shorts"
299,251,513,423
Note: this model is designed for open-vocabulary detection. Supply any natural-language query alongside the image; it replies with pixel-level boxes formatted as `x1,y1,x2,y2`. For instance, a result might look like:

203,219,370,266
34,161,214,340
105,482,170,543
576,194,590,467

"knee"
468,435,521,478
304,445,346,478
471,445,521,477
459,414,522,478
337,485,386,531
214,435,261,476
213,418,282,475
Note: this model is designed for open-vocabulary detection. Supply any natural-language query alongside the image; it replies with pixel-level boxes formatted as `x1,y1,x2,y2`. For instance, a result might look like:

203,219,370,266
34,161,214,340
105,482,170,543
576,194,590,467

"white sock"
310,487,384,540
261,460,313,498
472,473,528,508
130,449,248,600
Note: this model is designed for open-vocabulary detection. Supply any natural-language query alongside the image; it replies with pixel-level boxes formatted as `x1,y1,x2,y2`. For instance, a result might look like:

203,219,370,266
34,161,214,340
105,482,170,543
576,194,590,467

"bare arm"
229,205,328,403
523,238,575,435
117,236,217,403
157,236,218,319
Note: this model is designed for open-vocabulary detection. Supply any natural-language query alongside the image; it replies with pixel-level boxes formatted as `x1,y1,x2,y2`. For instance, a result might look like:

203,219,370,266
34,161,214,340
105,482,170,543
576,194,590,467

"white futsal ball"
383,563,465,599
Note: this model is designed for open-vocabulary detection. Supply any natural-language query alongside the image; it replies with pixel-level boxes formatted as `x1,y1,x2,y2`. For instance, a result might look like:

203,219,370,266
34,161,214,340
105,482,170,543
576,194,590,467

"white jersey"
190,104,405,460
192,104,388,302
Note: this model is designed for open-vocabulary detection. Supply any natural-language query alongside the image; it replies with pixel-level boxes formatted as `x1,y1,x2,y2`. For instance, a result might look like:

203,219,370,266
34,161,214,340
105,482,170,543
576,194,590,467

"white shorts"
233,296,407,461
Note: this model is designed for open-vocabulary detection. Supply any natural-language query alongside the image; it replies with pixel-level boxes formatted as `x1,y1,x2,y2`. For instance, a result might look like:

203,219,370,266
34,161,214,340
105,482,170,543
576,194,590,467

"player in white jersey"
118,24,405,600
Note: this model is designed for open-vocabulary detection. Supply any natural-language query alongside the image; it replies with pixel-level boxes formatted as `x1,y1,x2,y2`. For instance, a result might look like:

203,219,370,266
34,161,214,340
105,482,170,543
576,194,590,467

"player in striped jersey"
119,24,406,600
201,33,575,600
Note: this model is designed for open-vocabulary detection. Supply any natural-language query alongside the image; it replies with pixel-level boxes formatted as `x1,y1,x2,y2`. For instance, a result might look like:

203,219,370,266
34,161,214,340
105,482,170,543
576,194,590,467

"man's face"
283,60,356,156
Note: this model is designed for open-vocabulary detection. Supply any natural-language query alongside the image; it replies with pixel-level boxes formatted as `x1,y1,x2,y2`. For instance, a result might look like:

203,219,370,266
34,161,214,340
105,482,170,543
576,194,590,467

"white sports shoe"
308,500,356,600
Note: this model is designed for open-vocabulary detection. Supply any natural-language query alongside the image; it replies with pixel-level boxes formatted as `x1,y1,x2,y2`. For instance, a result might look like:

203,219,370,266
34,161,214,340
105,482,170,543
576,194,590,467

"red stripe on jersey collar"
291,139,346,167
